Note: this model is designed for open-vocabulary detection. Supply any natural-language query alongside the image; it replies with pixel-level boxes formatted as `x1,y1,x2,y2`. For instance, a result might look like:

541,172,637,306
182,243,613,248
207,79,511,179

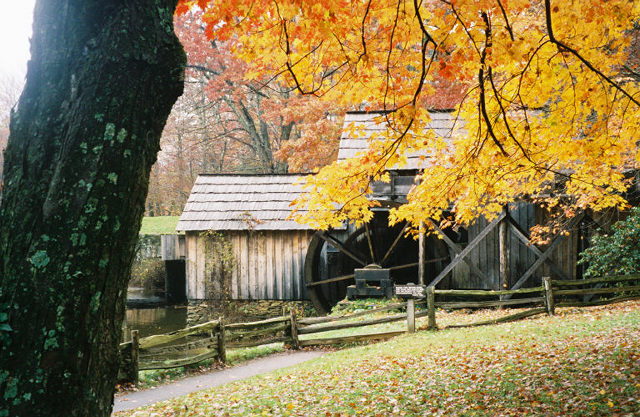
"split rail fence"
119,273,640,383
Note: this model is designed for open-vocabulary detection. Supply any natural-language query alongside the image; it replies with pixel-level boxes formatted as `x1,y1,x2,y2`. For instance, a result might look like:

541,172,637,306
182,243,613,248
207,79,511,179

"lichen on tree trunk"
0,1,185,416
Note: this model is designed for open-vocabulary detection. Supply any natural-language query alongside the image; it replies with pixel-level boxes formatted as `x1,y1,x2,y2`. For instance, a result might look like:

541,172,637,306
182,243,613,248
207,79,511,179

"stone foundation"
187,299,316,326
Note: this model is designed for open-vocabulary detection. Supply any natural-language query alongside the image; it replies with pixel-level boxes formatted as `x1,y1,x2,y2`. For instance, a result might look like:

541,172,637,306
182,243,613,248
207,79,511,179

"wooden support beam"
507,216,569,280
508,213,585,292
427,220,491,282
499,210,510,293
429,212,506,287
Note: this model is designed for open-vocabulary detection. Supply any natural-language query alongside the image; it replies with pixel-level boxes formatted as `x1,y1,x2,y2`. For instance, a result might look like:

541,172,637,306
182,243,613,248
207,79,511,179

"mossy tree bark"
0,1,185,416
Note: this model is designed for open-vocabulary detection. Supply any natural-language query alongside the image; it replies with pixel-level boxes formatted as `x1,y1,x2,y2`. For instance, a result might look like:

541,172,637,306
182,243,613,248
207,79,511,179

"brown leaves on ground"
118,301,640,417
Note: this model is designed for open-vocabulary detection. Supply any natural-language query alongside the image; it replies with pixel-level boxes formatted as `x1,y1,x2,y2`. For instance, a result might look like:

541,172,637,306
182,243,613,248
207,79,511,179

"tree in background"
0,1,184,415
145,11,345,215
178,0,640,235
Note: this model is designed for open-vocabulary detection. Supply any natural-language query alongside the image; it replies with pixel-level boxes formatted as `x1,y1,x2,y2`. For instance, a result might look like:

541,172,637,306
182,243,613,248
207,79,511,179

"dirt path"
112,350,325,414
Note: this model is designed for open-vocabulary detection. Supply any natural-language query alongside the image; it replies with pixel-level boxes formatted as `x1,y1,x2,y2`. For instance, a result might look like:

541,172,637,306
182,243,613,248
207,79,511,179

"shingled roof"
176,174,313,231
337,111,456,170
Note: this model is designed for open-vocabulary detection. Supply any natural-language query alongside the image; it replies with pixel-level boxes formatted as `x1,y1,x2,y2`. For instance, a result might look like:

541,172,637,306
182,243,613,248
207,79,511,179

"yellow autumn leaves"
179,0,640,232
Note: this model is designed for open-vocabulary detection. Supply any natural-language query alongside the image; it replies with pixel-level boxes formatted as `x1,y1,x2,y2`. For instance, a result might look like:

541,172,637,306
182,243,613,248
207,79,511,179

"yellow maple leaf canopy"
178,0,640,232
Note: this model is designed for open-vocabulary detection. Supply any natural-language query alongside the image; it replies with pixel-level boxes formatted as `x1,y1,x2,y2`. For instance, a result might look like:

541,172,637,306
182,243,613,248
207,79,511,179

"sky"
0,0,35,80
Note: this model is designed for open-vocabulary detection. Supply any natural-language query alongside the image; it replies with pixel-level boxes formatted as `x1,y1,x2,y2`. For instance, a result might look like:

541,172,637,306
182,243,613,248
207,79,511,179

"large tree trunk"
0,1,185,416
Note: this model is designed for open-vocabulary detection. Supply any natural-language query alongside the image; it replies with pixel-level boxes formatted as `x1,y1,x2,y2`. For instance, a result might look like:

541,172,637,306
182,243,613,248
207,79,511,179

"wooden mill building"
176,174,314,304
179,111,616,314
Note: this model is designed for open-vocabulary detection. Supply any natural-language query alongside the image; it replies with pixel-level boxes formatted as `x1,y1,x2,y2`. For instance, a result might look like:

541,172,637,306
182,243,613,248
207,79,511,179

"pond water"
122,306,188,341
122,288,187,341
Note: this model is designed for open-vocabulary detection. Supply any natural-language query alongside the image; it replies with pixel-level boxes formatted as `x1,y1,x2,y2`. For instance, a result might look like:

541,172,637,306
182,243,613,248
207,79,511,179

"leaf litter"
116,300,640,417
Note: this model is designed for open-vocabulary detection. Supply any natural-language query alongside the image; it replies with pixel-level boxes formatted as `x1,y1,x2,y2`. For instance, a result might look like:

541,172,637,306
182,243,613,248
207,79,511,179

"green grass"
116,301,640,416
129,344,285,390
139,216,181,235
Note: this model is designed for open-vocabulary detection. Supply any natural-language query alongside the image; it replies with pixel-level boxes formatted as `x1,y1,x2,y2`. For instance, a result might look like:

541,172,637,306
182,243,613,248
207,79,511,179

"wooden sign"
394,284,426,299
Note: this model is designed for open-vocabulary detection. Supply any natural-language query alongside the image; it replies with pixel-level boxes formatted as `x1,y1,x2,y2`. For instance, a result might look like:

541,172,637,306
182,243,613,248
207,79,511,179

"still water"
121,306,187,342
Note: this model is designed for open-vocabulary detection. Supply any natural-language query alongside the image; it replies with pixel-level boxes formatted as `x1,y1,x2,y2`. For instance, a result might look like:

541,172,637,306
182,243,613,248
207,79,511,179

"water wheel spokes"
316,231,367,266
306,272,355,288
363,222,377,264
304,212,451,313
380,222,410,267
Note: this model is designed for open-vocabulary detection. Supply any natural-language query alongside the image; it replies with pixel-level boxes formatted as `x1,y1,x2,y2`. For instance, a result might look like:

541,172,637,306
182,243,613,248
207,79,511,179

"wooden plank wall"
185,230,313,301
449,202,608,290
229,230,312,300
510,203,538,287
534,206,577,285
161,235,186,261
186,232,207,300
450,202,566,290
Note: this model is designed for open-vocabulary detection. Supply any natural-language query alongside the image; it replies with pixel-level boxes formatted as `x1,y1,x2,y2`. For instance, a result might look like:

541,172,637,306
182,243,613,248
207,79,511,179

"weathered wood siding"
185,230,312,301
161,234,186,261
448,203,613,290
186,232,207,300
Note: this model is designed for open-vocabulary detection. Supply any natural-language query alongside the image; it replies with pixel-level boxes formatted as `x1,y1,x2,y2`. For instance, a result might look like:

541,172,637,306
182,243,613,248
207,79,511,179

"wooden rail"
119,274,640,384
434,287,544,297
298,313,407,335
298,302,406,326
299,330,405,347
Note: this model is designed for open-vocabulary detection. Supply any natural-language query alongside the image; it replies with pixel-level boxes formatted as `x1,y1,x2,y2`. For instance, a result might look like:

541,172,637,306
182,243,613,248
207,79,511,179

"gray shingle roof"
176,174,313,231
337,111,456,170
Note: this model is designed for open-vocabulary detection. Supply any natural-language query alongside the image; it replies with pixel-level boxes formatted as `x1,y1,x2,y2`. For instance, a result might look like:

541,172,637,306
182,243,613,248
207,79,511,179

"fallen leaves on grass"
117,301,640,417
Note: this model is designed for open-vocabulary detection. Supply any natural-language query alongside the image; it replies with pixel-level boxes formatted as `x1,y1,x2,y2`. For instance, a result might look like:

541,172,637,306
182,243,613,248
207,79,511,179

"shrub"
130,258,166,290
578,207,640,277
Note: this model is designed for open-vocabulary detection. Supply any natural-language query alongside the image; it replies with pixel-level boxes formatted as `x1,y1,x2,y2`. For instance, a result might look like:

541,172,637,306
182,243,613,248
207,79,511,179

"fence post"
289,309,300,349
130,329,139,384
217,317,226,364
427,286,437,330
407,299,416,333
543,276,555,316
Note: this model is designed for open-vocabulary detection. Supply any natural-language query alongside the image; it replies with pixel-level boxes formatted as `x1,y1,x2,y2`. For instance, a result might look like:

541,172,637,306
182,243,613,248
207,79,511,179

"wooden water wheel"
304,211,450,313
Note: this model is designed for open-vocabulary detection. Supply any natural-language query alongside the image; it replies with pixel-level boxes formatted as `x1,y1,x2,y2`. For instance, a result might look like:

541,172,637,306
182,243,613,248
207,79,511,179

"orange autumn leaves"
177,0,640,231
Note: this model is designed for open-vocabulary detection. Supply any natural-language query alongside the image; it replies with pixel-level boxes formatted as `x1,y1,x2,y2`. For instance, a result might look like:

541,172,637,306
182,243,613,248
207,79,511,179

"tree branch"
544,0,640,107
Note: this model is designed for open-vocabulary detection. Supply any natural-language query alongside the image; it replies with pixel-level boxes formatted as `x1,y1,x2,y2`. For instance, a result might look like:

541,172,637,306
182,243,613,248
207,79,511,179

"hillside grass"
139,216,181,235
116,300,640,416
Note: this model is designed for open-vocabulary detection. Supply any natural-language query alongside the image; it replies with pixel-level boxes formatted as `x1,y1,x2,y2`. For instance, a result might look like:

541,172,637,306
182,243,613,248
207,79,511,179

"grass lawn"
130,344,286,390
139,216,181,235
116,300,640,416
